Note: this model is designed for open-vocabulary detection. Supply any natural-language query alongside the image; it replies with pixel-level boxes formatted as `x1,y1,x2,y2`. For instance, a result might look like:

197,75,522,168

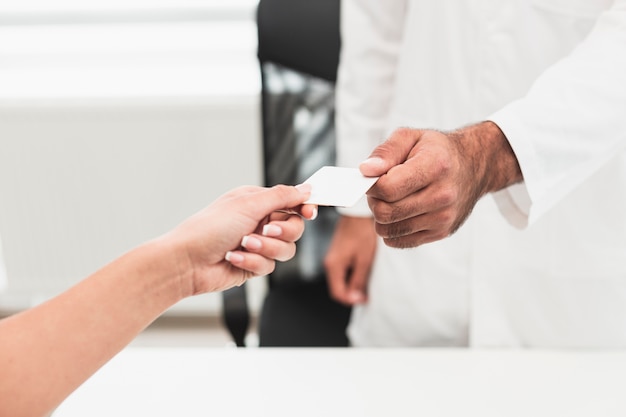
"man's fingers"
360,128,421,177
366,158,431,203
346,259,369,304
325,262,351,305
382,229,445,249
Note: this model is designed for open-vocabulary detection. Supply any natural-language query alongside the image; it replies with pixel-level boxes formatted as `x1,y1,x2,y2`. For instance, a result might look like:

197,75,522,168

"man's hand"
360,121,522,248
324,216,377,305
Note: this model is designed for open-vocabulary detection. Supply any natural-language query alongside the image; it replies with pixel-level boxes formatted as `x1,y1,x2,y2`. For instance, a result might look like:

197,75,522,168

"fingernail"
225,251,244,263
360,157,385,170
241,235,262,250
295,183,312,194
348,291,365,303
262,224,282,237
309,206,318,220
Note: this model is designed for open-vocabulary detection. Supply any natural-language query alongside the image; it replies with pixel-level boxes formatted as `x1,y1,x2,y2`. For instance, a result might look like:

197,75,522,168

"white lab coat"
0,237,6,293
337,0,626,347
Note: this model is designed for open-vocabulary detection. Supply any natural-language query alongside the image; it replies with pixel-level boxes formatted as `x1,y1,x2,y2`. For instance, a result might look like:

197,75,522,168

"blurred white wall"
0,0,268,316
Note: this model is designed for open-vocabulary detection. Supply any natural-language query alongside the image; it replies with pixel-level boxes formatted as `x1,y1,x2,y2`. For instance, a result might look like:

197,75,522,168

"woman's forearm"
0,184,312,417
0,237,185,417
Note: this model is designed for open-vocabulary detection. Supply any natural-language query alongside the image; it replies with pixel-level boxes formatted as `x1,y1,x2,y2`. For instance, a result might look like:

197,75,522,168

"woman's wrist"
141,235,195,303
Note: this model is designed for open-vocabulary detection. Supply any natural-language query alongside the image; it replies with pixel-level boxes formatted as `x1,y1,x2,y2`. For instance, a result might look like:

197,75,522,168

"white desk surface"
54,347,626,417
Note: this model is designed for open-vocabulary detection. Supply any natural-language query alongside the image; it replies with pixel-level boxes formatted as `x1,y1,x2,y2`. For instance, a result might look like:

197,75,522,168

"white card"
302,166,379,207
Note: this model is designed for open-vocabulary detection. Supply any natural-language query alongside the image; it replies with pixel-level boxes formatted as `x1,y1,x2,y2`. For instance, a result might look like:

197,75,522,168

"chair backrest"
257,0,340,83
222,0,347,347
258,0,341,286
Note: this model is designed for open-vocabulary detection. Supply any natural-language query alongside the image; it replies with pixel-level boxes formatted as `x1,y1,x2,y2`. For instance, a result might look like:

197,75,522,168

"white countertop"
53,347,626,417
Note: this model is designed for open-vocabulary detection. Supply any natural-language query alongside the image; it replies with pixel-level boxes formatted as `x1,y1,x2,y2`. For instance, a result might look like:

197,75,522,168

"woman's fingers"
239,234,297,262
225,251,277,277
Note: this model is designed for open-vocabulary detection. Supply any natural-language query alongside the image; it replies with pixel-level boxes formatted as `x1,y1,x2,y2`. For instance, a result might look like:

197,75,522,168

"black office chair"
222,0,351,347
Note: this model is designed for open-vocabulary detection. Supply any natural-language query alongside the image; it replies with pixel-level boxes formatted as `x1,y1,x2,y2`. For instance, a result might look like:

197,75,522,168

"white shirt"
0,236,6,293
337,0,626,347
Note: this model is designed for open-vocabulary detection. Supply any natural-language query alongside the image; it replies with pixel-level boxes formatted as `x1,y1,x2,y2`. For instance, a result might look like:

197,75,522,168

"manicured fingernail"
262,224,282,237
309,206,318,220
295,183,312,194
225,251,244,263
241,235,262,250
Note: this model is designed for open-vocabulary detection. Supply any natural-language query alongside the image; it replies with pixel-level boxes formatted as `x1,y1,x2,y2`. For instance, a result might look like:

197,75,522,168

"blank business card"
302,166,379,207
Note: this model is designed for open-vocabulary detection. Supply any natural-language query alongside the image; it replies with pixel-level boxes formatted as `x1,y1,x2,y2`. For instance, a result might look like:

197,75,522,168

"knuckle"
271,184,292,198
370,187,389,202
371,201,396,224
377,185,401,203
390,221,415,240
376,221,410,240
392,127,414,140
434,188,457,207
437,208,454,224
435,154,453,174
374,222,390,238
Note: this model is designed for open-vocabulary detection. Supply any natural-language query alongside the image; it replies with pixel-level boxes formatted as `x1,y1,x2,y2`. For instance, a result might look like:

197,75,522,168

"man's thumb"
359,128,419,177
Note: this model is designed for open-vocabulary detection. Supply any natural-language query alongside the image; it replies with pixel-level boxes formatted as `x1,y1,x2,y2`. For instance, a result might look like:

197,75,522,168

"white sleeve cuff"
337,195,373,217
491,184,531,229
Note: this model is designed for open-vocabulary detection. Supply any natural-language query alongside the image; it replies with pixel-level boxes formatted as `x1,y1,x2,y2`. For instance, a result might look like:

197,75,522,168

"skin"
361,121,523,248
0,184,316,417
325,121,522,304
324,215,377,305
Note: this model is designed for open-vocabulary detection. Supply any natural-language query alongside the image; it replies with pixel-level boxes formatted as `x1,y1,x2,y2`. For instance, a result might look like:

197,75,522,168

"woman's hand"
164,184,316,296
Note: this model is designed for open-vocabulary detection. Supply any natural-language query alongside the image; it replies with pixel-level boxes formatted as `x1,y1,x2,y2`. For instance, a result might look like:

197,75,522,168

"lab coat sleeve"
335,0,408,217
489,2,626,228
0,236,6,293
